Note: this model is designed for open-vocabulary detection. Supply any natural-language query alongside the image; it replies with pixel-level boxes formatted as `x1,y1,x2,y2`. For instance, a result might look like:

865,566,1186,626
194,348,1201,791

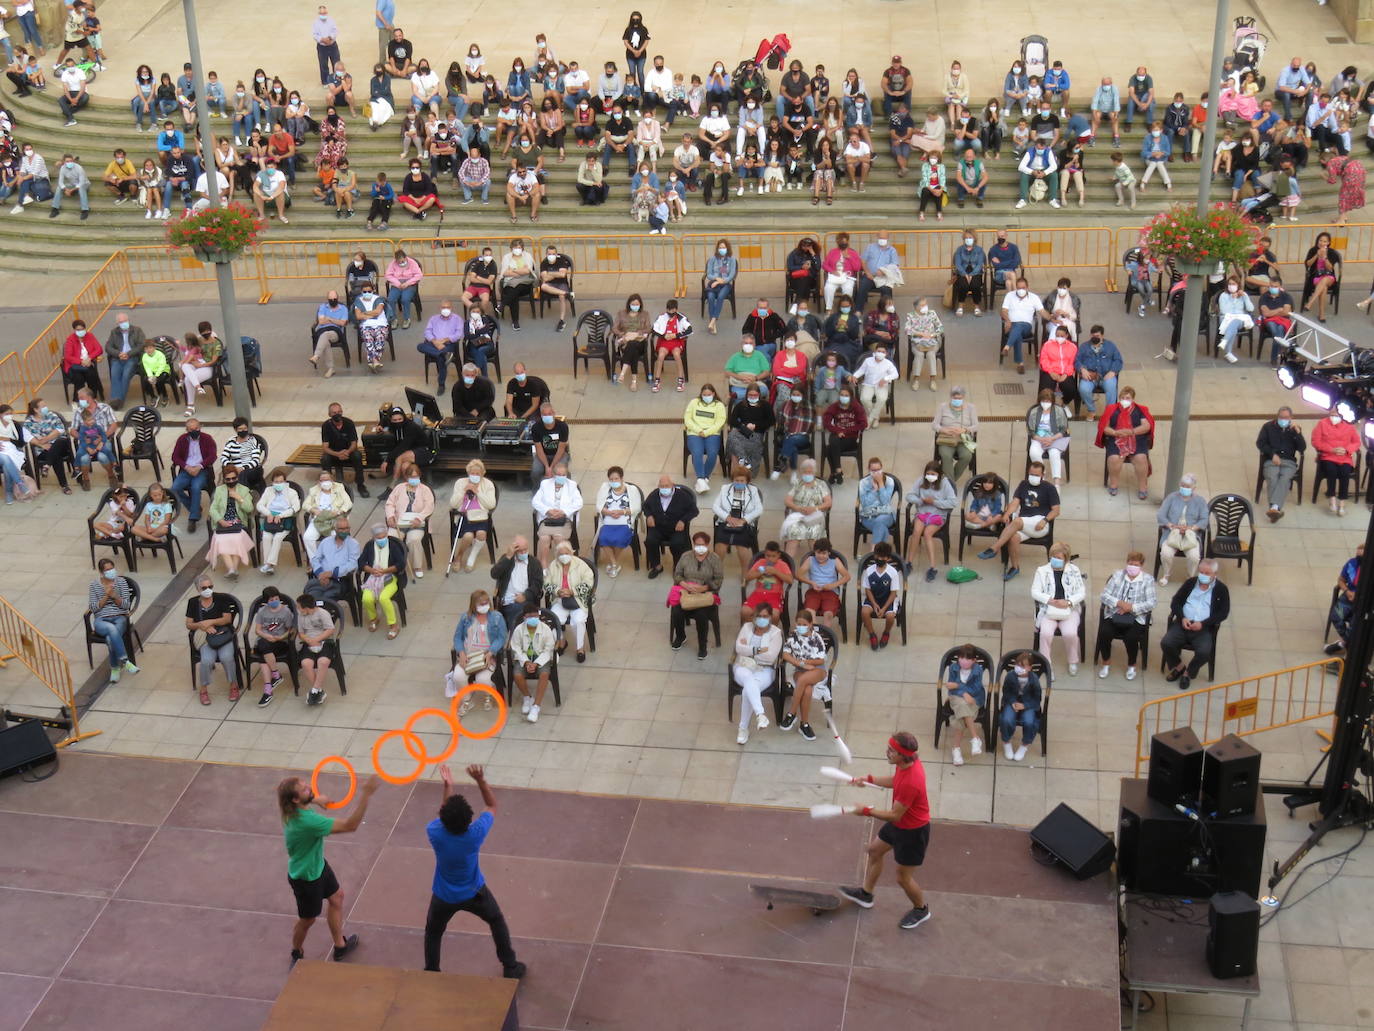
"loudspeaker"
1207,891,1260,979
1119,779,1267,897
1029,802,1115,880
1201,734,1262,819
1148,726,1204,808
0,718,58,779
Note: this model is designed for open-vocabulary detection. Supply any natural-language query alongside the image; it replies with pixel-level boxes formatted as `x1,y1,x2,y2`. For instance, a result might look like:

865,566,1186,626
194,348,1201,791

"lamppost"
1163,0,1229,494
182,0,251,425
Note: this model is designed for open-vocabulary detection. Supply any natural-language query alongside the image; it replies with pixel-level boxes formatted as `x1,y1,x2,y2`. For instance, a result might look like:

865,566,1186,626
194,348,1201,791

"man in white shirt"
192,168,231,212
505,164,541,222
253,159,289,222
57,58,88,125
643,55,673,112
1000,278,1043,373
562,61,591,109
853,347,899,425
672,134,701,189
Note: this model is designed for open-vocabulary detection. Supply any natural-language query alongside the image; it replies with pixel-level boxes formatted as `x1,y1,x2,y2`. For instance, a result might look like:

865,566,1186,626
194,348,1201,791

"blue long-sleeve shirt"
952,244,985,277
312,534,360,578
705,254,738,283
1074,339,1123,377
861,243,898,277
987,241,1022,277
1140,132,1172,161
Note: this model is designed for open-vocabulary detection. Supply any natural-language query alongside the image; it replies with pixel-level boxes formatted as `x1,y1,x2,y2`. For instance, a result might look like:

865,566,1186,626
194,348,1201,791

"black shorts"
878,821,930,867
287,860,340,918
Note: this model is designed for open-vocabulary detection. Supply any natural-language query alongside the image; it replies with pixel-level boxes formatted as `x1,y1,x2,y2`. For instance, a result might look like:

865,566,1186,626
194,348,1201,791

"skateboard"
749,883,842,916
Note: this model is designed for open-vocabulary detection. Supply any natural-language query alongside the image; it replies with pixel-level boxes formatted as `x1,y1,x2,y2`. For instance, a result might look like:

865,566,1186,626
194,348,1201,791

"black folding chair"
993,649,1053,757
130,492,186,572
1205,493,1257,586
243,594,301,693
853,550,908,644
1252,450,1304,508
933,644,994,751
114,405,163,483
852,474,901,560
87,486,141,570
185,592,245,691
83,576,143,669
795,548,849,643
571,309,615,380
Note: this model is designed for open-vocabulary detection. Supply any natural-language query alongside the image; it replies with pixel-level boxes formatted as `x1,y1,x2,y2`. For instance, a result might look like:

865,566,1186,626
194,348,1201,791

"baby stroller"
732,59,770,105
1020,35,1048,81
1233,17,1268,85
1239,187,1279,226
754,33,792,72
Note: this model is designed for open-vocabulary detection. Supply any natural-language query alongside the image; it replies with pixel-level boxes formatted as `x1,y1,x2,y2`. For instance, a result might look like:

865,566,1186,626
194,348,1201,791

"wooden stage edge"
264,961,518,1031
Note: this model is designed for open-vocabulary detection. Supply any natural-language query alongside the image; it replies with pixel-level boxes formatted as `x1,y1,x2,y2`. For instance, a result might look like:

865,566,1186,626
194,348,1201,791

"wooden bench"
284,443,531,478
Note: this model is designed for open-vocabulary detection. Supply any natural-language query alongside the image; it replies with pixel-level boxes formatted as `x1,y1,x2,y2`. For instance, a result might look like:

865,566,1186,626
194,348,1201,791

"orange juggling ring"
310,756,357,810
310,683,509,794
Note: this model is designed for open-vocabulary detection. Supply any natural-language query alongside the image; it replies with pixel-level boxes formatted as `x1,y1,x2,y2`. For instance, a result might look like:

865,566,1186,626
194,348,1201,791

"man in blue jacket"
987,230,1022,293
1073,325,1123,418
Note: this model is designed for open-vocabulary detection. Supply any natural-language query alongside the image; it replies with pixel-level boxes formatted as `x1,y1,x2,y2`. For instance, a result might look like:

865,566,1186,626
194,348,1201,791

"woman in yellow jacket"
683,381,728,494
384,463,436,579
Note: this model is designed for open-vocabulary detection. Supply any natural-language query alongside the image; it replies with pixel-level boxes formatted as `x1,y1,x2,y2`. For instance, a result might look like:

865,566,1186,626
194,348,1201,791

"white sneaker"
1049,199,1062,208
144,209,152,219
756,713,769,731
737,726,749,745
970,737,983,756
1126,666,1137,680
527,703,540,723
1004,742,1015,759
952,747,964,766
1224,352,1238,364
1068,663,1078,676
1013,745,1028,761
415,569,424,579
1015,199,1027,209
1098,665,1110,679
9,204,22,214
694,477,709,493
736,185,744,196
1157,576,1169,587
521,695,533,715
769,469,781,480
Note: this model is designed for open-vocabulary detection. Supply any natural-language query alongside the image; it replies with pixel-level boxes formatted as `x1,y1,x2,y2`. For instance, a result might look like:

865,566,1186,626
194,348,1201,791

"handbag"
205,627,234,648
462,651,490,676
1109,612,1137,630
680,590,714,611
1164,528,1198,552
1042,603,1073,621
560,595,580,611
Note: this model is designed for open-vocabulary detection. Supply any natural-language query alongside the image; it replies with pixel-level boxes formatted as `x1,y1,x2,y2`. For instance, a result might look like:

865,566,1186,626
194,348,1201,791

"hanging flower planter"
166,203,265,263
1140,203,1261,273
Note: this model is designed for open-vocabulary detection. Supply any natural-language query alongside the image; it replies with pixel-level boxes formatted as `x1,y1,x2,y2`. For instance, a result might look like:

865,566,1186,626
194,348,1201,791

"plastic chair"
87,486,141,570
853,550,908,644
83,576,143,669
299,599,348,695
901,494,952,568
1252,450,1304,508
992,649,1053,757
852,473,902,559
572,309,615,380
594,481,645,570
795,549,849,643
307,318,352,370
778,622,839,723
114,405,164,483
699,276,737,319
185,592,246,691
130,492,186,572
957,474,1009,561
538,269,578,320
449,480,501,565
243,594,301,693
904,332,946,381
740,550,796,631
1205,493,1257,586
933,644,994,751
726,656,784,724
1159,611,1221,681
1029,598,1087,677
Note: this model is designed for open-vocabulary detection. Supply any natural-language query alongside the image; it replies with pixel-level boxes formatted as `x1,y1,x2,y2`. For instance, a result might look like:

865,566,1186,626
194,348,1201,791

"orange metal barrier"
681,230,823,298
0,352,28,410
1133,658,1343,775
254,238,398,303
122,244,265,298
395,235,534,291
0,594,97,748
537,234,680,296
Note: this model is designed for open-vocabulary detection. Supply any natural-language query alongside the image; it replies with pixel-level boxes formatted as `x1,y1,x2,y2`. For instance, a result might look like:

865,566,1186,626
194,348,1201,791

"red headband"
888,736,915,758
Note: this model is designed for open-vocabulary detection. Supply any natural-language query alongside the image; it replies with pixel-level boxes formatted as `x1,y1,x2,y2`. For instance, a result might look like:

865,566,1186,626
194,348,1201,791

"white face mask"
693,544,708,556
924,474,938,484
1016,289,1027,298
1057,288,1068,297
440,307,452,317
1120,398,1133,410
963,238,973,246
1040,401,1052,410
741,343,754,354
511,247,523,256
918,305,928,314
558,553,572,565
877,238,888,247
1027,475,1042,486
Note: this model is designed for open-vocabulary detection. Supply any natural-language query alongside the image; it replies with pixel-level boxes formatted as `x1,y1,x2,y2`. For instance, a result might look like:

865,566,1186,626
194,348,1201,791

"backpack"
240,336,263,377
946,566,980,584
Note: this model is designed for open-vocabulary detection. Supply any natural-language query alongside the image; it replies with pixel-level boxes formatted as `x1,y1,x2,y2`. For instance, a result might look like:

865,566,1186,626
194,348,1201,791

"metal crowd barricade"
0,594,97,748
1268,222,1374,291
253,238,398,303
0,352,28,409
1133,658,1343,776
680,230,821,301
396,235,533,294
1013,227,1114,291
539,234,681,299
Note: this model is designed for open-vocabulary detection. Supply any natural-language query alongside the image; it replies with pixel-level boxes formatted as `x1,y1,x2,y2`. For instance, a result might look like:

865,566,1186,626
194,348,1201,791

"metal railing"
0,595,98,748
1133,658,1343,775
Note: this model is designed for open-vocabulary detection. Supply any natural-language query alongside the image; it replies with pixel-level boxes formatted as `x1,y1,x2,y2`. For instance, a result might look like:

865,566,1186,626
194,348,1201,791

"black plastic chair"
853,550,908,644
651,329,691,384
114,405,163,483
307,318,352,370
1159,610,1221,681
1310,450,1363,505
699,276,737,319
821,428,864,482
83,576,143,669
137,336,180,406
933,644,994,752
992,649,1053,757
185,592,246,691
726,655,784,724
904,332,946,381
463,320,503,382
87,486,141,570
538,268,577,320
1152,525,1210,582
901,493,952,569
1252,450,1304,508
740,550,796,631
449,480,501,565
1029,598,1087,677
531,507,583,556
957,474,1009,561
1205,493,1257,586
255,481,307,569
510,609,563,707
243,594,301,693
779,622,838,723
852,473,902,560
593,481,645,570
682,427,726,481
1092,607,1152,671
795,549,849,643
784,270,820,311
297,599,348,695
130,492,186,572
1300,271,1342,317
1024,418,1072,484
572,309,615,380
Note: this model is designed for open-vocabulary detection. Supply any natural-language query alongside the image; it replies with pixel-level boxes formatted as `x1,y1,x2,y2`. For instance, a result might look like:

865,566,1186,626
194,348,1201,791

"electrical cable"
1260,822,1368,928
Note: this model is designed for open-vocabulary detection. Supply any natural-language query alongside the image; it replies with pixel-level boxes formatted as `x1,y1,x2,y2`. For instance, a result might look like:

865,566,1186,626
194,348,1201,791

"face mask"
825,359,837,369
1040,108,1050,116
1179,486,1194,497
1027,474,1042,486
741,343,755,355
515,552,528,563
918,305,928,314
553,475,567,487
1152,130,1162,138
102,568,116,581
75,329,87,337
200,587,214,598
718,247,728,256
1277,418,1291,429
839,396,851,406
515,373,527,383
78,399,89,409
783,338,797,350
403,476,420,488
1040,401,1052,411
950,398,963,409
1269,287,1280,296
1090,335,1102,345
754,616,771,629
511,247,523,257
798,307,810,316
439,307,453,317
1121,399,1134,409
1057,288,1068,297
1050,557,1065,570
474,602,491,615
1227,285,1239,294
257,76,266,83
187,429,200,439
840,306,851,315
747,395,761,406
558,553,572,566
1016,288,1027,298
1197,574,1213,586
1125,564,1142,577
1013,66,1022,74
957,657,974,669
800,473,815,484
1330,414,1344,426
524,616,540,628
541,415,555,426
1014,666,1029,677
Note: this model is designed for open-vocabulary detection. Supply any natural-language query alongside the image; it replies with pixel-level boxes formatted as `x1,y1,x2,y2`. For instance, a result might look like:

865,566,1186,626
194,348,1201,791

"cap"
891,55,902,63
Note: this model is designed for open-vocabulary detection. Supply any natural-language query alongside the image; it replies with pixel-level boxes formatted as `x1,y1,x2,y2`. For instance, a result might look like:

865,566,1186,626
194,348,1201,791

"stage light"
1276,361,1302,390
1337,398,1361,424
1300,381,1336,410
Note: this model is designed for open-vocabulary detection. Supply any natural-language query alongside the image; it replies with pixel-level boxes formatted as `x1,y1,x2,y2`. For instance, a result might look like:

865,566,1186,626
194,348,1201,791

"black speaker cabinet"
1207,891,1260,979
1119,778,1267,898
1148,727,1204,808
1029,802,1115,880
0,717,58,779
1201,734,1262,819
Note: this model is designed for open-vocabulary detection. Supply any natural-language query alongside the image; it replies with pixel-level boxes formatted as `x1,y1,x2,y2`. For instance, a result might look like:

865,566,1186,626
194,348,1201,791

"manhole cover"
977,620,1002,630
993,383,1025,395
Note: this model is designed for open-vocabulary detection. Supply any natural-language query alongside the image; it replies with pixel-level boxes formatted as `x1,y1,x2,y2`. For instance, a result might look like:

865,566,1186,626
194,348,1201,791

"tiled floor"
0,752,1117,1031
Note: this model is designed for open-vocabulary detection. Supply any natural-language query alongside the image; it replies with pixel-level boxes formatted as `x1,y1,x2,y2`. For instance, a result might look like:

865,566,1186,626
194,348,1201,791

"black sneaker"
899,905,931,930
257,691,273,708
1324,642,1346,656
799,722,817,741
332,934,358,960
290,948,304,968
307,689,326,706
779,712,796,731
838,885,875,908
503,961,527,979
697,645,707,660
925,567,938,583
357,484,371,498
670,635,685,651
555,319,566,332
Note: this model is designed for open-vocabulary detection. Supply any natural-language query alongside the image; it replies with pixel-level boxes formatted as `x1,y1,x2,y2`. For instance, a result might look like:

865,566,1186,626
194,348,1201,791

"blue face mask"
754,616,771,629
407,477,421,487
515,373,527,382
515,552,528,563
554,475,567,486
273,482,286,492
801,473,815,483
1277,418,1291,428
542,415,555,425
1196,573,1213,586
950,398,964,408
102,568,116,580
659,487,673,497
267,598,281,608
524,616,540,628
1179,486,1193,497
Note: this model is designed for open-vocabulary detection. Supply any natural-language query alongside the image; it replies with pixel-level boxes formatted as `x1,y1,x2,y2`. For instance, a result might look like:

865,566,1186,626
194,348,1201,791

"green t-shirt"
725,350,770,378
283,808,335,880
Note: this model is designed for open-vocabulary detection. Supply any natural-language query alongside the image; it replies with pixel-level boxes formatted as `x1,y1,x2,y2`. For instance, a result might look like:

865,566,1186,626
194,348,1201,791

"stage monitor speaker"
0,717,58,779
1029,802,1115,880
1201,734,1262,819
1148,726,1204,808
1119,779,1267,898
1207,891,1260,979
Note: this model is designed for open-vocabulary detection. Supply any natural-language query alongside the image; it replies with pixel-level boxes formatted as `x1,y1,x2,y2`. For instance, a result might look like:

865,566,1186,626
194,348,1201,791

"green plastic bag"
946,566,980,584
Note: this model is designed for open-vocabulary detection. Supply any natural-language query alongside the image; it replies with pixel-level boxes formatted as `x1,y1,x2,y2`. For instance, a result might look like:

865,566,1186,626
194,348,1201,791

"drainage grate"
992,383,1025,396
977,620,1003,630
1327,35,1350,44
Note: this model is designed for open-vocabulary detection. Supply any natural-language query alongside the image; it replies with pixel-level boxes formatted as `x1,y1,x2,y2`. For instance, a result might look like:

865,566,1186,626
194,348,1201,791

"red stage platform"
0,753,1120,1030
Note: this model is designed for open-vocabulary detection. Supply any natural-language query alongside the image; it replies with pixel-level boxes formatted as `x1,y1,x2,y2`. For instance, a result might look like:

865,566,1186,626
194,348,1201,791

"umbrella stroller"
1233,17,1268,81
1020,35,1048,81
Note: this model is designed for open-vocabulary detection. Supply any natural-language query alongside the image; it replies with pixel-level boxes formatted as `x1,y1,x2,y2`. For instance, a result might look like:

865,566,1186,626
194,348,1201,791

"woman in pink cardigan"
384,463,436,577
1037,325,1079,410
384,248,425,329
1311,413,1361,516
